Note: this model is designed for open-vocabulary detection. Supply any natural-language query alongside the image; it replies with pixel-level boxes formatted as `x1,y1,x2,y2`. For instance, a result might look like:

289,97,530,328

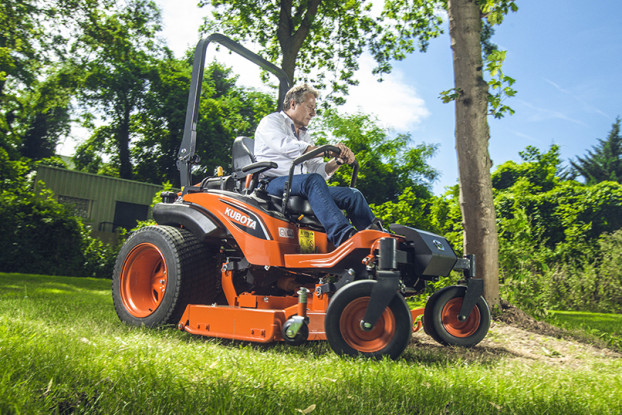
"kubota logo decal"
224,207,257,230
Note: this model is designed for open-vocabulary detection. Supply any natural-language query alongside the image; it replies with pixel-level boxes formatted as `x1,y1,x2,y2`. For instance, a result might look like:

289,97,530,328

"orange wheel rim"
441,297,481,337
339,297,395,353
120,243,167,318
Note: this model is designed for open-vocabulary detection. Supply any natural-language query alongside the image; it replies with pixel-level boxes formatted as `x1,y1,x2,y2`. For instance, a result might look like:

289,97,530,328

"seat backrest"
231,137,322,228
232,136,256,172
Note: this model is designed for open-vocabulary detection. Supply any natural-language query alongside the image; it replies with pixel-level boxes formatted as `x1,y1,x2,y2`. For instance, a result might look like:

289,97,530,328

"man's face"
288,94,316,129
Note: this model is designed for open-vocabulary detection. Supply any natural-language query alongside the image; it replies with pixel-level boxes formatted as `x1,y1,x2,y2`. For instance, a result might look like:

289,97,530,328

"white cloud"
341,54,430,132
156,0,205,58
157,0,429,132
157,0,272,92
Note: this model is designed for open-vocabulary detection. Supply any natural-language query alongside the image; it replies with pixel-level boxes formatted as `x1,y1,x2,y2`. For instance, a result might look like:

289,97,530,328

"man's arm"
303,143,355,175
324,158,342,175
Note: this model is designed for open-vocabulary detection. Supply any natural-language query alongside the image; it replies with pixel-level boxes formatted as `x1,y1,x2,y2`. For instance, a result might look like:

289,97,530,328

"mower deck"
177,285,425,343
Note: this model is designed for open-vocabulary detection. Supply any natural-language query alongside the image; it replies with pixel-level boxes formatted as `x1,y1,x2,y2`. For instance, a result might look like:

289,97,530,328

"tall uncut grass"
1,273,620,414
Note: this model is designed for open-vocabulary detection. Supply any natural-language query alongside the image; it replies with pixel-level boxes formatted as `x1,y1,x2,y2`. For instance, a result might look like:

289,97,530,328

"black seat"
231,137,275,192
232,136,256,173
231,137,320,226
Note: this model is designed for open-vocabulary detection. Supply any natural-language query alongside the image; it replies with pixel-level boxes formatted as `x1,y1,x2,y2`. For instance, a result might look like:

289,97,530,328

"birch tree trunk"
448,0,500,307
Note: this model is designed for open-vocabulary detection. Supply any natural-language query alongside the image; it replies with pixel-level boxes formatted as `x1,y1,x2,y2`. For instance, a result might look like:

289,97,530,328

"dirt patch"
410,321,621,367
407,301,621,366
495,300,567,338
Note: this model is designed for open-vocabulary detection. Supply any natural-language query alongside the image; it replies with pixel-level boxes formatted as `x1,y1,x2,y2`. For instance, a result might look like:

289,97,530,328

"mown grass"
1,272,621,415
547,310,622,350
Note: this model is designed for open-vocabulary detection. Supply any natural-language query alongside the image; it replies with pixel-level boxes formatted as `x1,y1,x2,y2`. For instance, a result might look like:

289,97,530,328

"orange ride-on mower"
111,34,491,359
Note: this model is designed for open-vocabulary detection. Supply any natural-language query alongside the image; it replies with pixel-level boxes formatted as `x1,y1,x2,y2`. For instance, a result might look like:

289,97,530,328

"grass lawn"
1,272,621,414
547,310,622,350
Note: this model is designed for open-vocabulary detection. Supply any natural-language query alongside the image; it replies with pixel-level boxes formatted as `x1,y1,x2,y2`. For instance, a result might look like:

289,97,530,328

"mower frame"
112,34,491,359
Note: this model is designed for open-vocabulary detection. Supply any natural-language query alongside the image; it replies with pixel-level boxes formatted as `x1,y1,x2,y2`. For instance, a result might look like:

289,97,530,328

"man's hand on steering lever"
304,142,354,163
318,142,354,175
334,142,355,165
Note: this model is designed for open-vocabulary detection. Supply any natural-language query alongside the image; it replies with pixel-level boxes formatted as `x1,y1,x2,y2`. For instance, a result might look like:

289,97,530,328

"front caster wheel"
423,285,490,347
325,280,412,359
282,317,309,346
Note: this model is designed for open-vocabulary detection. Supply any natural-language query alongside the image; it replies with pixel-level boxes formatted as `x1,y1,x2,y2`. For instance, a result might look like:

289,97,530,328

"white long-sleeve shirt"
254,111,330,180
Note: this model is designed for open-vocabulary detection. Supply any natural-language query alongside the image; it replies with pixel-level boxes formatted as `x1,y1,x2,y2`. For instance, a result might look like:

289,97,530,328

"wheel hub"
119,243,168,318
340,297,395,353
441,297,481,337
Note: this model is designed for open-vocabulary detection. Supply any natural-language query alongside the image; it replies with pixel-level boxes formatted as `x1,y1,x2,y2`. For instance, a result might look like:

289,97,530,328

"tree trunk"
276,0,321,101
447,0,500,307
118,103,132,180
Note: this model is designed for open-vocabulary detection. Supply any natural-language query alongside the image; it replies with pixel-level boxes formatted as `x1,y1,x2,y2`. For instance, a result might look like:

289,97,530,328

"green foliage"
371,187,435,232
492,145,562,192
596,229,622,310
313,108,438,205
410,144,622,314
478,2,518,119
427,185,464,249
76,56,275,187
201,0,443,103
189,63,276,184
478,0,518,26
485,49,516,119
0,0,112,160
569,117,622,184
497,179,622,256
490,145,622,313
75,0,166,179
0,148,117,278
73,126,112,175
439,87,462,104
0,148,29,192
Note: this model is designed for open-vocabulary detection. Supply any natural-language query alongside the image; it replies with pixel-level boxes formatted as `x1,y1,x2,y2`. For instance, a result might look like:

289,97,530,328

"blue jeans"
266,173,375,246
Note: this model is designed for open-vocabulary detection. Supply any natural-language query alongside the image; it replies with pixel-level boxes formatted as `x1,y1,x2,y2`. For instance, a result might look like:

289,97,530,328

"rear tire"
112,225,219,327
423,285,490,347
325,280,412,359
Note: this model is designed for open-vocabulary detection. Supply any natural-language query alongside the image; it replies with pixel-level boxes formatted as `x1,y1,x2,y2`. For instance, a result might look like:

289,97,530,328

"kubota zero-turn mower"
112,34,491,359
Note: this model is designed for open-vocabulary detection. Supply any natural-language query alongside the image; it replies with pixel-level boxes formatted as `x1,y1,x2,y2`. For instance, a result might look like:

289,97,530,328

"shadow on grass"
402,338,526,366
170,327,336,358
0,273,561,364
168,324,522,365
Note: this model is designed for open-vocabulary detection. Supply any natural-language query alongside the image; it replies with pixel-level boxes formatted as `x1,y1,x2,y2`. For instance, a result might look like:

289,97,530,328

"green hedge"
0,150,118,278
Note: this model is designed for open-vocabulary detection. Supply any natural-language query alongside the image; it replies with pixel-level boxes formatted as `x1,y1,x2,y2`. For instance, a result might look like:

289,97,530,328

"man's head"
283,84,318,129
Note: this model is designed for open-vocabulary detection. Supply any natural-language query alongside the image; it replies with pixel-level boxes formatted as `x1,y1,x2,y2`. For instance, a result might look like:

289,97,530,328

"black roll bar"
177,34,291,191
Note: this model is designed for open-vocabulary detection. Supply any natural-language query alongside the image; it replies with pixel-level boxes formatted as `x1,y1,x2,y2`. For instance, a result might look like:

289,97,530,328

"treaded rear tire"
112,225,219,327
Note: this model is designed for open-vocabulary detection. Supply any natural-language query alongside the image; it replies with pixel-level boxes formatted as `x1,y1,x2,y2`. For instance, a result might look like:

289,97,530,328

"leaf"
296,404,317,414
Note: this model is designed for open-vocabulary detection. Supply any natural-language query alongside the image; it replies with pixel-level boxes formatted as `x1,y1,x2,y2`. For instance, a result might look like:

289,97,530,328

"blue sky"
153,0,621,195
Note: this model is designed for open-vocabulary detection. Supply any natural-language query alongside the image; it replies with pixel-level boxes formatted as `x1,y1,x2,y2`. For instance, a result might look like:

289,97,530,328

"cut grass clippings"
0,272,621,414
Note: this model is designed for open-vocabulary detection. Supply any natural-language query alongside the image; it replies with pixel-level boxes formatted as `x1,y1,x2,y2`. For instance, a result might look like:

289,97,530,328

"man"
254,84,382,247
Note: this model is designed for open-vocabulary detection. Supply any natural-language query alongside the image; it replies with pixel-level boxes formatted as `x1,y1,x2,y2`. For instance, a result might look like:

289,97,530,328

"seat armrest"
241,161,277,175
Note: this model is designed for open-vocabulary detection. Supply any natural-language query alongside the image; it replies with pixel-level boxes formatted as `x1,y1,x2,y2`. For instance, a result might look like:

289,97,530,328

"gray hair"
283,84,318,109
